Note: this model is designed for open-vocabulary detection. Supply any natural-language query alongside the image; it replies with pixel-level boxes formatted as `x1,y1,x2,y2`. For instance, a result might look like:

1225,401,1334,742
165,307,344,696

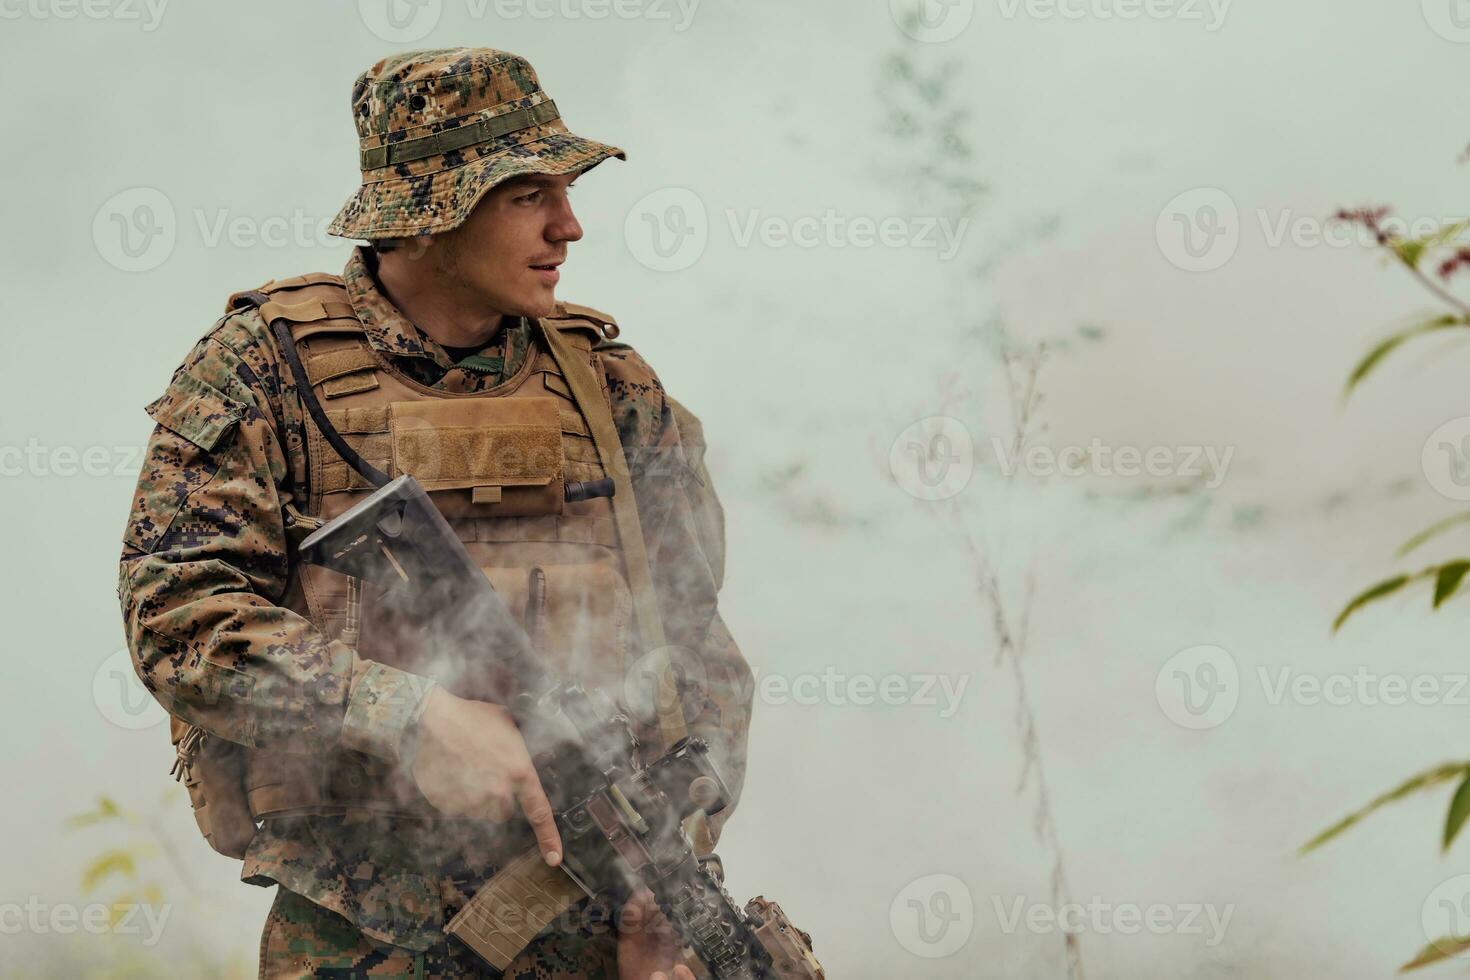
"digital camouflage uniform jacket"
117,247,753,955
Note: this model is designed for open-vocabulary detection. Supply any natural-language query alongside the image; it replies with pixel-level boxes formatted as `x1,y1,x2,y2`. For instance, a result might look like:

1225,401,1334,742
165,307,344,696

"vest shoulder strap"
535,317,686,750
545,301,621,342
228,275,364,342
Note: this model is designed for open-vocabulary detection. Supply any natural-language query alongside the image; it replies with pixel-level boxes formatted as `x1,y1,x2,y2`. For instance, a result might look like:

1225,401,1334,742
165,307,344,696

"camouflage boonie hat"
328,47,626,241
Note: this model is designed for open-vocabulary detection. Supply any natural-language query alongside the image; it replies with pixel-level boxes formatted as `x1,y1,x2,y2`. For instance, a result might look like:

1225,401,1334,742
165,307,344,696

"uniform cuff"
339,660,437,765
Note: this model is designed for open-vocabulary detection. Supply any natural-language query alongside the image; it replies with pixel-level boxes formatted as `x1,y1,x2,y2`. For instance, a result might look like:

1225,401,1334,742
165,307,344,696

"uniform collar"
342,246,451,366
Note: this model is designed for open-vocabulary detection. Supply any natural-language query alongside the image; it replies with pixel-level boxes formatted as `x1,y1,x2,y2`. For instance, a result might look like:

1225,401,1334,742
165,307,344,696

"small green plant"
63,793,250,978
1307,196,1470,972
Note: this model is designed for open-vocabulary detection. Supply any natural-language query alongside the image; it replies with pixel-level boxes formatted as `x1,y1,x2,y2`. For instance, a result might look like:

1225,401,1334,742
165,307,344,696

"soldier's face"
435,172,585,318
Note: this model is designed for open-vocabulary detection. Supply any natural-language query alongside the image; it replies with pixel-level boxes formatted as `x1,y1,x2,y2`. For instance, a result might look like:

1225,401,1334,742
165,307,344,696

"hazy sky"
1,1,1464,976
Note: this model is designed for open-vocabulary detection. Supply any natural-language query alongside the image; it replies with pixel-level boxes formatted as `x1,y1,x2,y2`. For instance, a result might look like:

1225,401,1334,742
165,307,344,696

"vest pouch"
389,397,564,519
171,718,257,859
399,562,632,704
522,560,634,703
245,746,431,818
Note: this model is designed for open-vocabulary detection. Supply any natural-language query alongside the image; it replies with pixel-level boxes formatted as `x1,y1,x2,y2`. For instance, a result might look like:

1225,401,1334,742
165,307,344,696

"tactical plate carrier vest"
172,273,665,858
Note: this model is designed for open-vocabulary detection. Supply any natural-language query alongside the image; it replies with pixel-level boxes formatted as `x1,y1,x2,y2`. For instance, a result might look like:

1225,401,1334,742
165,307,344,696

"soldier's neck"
374,252,506,350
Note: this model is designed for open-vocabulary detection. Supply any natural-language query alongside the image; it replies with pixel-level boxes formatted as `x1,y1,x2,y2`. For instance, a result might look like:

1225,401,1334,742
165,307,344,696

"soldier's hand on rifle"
410,687,564,867
617,888,696,980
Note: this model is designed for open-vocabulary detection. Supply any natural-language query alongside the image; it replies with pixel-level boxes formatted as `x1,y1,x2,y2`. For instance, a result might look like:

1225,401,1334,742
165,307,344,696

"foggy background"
1,0,1466,976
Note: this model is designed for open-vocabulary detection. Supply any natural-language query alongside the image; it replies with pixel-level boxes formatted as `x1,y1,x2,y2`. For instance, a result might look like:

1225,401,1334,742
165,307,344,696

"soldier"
117,48,753,979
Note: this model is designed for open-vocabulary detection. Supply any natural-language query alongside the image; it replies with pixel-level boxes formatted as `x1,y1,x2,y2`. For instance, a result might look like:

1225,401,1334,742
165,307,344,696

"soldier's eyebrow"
502,176,561,191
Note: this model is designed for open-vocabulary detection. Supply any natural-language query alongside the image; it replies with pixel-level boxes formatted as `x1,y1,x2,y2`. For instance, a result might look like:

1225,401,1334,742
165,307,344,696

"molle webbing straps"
257,297,357,325
360,99,561,170
234,291,391,490
536,319,689,749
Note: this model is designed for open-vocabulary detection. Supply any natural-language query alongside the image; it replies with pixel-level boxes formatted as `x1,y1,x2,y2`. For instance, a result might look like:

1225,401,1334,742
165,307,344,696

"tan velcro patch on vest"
388,398,565,516
326,406,392,434
558,409,588,436
322,373,381,399
306,347,379,385
259,298,352,326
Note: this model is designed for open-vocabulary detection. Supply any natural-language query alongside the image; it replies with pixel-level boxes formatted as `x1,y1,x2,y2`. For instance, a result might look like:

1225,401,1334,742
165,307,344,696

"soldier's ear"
378,235,435,264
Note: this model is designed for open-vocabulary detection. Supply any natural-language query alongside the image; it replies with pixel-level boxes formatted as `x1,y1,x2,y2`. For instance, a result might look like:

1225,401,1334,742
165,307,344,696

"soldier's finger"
515,770,563,866
618,888,655,935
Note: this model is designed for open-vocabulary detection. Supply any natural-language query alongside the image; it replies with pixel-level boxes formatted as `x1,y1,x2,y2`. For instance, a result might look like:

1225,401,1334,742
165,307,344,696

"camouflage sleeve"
118,314,435,761
598,344,754,840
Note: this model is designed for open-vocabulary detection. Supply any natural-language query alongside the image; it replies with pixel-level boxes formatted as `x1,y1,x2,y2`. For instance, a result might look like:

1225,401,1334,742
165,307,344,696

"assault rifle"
297,474,823,979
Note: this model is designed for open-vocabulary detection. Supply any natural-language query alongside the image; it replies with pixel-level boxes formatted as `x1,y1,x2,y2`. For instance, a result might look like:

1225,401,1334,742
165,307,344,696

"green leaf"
1395,220,1470,273
1333,574,1413,632
1435,561,1470,608
1344,314,1464,397
1399,512,1470,557
1428,219,1470,248
1300,761,1470,854
66,795,122,830
80,850,137,894
1445,773,1470,852
1393,238,1428,269
1401,934,1470,972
